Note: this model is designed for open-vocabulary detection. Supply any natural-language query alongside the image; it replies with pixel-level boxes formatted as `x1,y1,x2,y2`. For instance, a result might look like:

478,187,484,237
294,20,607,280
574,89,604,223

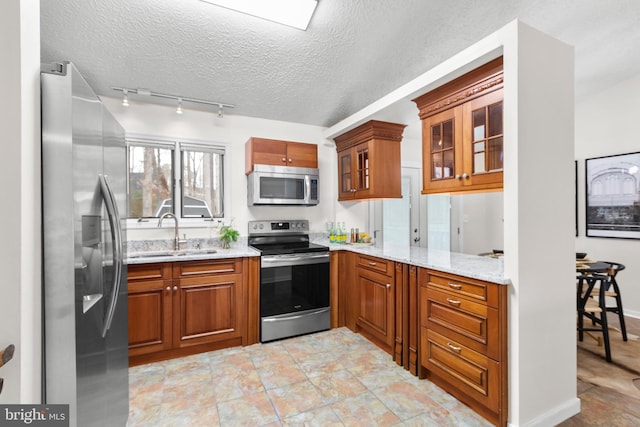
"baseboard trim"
509,397,580,427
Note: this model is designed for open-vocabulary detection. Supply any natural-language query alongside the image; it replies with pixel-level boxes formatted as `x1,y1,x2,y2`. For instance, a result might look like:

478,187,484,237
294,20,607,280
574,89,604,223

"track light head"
176,98,183,114
122,89,130,107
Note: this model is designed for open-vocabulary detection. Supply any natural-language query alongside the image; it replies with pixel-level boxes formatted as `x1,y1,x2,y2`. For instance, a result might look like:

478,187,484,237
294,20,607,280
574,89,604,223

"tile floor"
127,328,492,426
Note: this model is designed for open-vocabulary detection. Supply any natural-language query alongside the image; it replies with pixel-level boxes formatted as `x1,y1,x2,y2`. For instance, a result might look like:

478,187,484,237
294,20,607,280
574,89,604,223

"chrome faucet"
158,212,186,251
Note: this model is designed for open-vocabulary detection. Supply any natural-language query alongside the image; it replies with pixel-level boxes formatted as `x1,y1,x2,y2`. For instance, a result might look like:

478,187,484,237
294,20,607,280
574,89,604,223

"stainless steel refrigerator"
41,62,129,427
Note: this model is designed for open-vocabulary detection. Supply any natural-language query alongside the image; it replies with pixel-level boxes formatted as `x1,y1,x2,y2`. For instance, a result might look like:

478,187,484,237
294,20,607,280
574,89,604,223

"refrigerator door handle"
99,174,123,338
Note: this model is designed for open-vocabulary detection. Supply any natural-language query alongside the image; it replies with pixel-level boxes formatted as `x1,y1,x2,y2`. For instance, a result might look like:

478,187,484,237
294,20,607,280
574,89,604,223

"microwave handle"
304,174,311,204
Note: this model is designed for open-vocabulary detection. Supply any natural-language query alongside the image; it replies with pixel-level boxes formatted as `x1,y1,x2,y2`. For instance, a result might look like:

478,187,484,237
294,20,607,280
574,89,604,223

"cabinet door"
356,267,394,353
175,273,243,348
286,141,318,169
337,149,356,200
128,278,173,356
421,107,463,193
248,138,288,168
462,88,504,190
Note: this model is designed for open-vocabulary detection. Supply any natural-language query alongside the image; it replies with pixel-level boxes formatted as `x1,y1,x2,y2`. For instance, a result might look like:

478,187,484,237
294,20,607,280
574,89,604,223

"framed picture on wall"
575,160,578,237
585,151,640,239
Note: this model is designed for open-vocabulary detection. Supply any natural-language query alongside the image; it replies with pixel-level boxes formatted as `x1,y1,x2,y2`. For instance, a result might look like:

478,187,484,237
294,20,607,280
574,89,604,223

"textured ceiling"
41,0,640,128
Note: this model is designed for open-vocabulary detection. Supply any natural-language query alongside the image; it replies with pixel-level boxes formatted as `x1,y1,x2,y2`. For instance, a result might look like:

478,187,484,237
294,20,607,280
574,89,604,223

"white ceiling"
41,0,640,129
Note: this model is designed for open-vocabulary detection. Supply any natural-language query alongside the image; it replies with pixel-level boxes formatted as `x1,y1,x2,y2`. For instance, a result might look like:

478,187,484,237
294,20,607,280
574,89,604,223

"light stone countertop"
126,237,508,285
315,238,509,285
126,238,260,265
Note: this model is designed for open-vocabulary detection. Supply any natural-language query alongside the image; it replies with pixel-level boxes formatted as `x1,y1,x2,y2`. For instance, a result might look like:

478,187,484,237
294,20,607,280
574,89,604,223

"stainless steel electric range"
248,220,330,342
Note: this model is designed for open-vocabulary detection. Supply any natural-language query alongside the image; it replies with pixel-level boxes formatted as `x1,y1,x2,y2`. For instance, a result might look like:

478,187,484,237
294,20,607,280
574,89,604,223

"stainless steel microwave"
247,164,319,206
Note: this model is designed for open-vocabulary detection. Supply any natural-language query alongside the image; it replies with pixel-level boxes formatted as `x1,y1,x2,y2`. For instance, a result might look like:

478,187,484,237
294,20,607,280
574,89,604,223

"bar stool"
598,262,627,341
577,273,612,362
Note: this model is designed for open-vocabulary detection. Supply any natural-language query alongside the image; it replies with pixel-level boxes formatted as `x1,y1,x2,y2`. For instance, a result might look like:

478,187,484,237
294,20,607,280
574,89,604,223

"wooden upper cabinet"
245,137,318,174
413,57,504,194
334,120,406,201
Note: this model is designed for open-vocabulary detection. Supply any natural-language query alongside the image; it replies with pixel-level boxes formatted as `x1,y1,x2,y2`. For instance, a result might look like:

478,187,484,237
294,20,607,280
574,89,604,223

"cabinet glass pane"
431,125,441,151
442,120,454,149
341,154,351,192
432,152,443,180
488,102,503,136
443,150,454,178
474,152,486,173
473,109,486,141
488,136,503,171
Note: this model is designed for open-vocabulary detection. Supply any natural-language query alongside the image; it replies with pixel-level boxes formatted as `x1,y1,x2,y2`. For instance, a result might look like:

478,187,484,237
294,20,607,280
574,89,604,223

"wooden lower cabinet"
418,270,507,426
354,254,395,354
128,258,252,366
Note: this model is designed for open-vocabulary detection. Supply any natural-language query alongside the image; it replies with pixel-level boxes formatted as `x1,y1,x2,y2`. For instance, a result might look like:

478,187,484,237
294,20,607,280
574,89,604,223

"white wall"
576,72,640,317
0,0,41,403
102,97,337,240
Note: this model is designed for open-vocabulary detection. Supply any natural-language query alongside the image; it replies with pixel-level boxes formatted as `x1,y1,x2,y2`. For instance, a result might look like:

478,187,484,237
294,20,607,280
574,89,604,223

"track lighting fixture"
111,87,234,117
121,89,130,107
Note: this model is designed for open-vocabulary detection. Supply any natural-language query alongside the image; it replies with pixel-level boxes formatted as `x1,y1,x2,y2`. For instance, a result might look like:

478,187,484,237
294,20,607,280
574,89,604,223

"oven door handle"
262,308,330,323
261,252,330,268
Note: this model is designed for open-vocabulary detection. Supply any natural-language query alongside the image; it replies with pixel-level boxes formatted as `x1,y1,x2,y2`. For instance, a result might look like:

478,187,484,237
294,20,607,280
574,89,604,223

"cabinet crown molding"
334,120,406,151
413,57,503,120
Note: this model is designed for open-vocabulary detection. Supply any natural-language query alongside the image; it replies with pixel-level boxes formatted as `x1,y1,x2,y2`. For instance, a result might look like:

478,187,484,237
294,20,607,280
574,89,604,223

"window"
180,144,224,218
127,138,226,221
128,142,174,218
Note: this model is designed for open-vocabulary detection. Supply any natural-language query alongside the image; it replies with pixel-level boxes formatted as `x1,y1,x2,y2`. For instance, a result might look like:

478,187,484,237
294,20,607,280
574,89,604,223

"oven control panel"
248,220,309,235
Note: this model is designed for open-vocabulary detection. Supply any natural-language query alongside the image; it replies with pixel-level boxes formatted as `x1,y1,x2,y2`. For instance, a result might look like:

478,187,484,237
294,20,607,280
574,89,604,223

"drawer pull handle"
446,298,461,306
448,283,462,290
447,342,462,352
369,262,377,266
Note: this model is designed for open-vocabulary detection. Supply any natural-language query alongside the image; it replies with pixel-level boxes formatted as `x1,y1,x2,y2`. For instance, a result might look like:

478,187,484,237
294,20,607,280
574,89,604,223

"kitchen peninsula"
126,237,508,425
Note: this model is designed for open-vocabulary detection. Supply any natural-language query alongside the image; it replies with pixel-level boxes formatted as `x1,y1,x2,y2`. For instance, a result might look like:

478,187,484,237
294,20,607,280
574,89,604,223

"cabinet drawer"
176,258,242,277
422,271,499,308
128,263,172,281
421,327,499,413
421,287,499,359
357,255,392,276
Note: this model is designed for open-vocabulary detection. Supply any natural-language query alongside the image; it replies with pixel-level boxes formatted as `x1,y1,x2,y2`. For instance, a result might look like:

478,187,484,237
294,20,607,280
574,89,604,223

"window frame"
125,134,231,230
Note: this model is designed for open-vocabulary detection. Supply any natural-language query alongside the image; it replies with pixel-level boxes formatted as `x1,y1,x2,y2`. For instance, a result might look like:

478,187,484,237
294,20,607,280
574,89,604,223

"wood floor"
559,316,640,426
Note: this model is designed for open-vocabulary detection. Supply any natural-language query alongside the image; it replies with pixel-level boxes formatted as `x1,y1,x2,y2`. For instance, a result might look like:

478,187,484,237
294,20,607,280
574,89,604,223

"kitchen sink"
128,248,217,259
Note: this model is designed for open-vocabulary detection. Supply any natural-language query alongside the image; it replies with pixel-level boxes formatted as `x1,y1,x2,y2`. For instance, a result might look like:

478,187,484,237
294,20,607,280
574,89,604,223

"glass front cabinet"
334,120,406,201
414,57,504,194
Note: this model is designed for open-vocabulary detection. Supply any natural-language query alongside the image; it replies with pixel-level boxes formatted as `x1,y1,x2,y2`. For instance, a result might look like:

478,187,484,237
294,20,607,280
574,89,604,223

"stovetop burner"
247,220,328,255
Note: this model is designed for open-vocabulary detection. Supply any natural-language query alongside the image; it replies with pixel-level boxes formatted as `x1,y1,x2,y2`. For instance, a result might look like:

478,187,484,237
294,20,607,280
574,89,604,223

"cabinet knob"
282,157,287,162
166,286,171,292
386,283,391,289
173,285,178,291
455,174,462,180
462,173,469,180
288,158,292,163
